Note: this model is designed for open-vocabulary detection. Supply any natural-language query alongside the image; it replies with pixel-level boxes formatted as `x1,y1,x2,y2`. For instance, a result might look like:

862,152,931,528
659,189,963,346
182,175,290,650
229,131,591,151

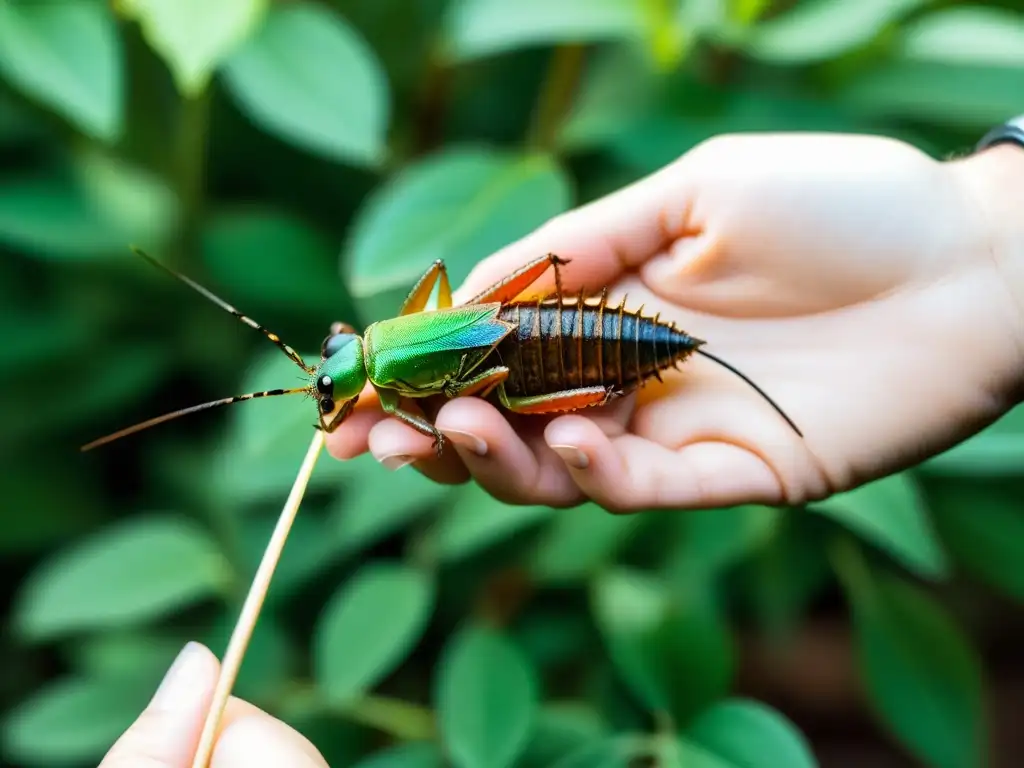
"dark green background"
2,1,1023,766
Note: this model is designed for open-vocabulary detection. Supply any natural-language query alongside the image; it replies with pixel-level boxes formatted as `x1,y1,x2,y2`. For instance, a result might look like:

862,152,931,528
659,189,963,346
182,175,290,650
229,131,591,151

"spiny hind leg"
399,259,453,315
495,383,616,415
378,388,446,455
445,366,510,399
463,253,570,306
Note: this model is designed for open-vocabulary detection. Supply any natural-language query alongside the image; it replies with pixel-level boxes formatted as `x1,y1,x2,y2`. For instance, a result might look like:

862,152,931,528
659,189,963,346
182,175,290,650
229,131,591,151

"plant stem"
828,532,876,611
411,45,451,157
526,44,587,152
172,89,210,269
338,694,437,741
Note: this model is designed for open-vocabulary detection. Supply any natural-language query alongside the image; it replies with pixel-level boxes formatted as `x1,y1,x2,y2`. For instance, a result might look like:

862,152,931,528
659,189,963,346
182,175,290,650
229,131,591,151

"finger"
100,642,216,768
212,713,327,768
453,161,691,303
368,416,470,484
628,363,827,503
324,384,384,461
431,397,584,508
544,417,787,512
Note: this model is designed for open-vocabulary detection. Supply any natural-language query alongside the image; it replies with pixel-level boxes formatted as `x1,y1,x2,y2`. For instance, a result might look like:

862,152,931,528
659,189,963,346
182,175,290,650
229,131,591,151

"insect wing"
372,304,511,355
365,304,513,387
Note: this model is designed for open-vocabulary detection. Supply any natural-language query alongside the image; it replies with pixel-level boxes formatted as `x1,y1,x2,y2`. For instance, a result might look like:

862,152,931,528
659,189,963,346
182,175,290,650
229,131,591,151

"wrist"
948,142,1024,401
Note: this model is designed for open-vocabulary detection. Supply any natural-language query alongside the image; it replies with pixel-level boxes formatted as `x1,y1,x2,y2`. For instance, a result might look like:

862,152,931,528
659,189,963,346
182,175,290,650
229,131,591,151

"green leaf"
332,454,451,558
428,483,551,563
606,92,855,174
518,704,609,767
928,478,1024,602
236,511,342,600
0,174,131,258
900,6,1024,69
549,735,734,768
591,568,734,725
13,514,230,640
221,2,390,166
314,562,434,703
443,0,645,61
743,0,924,63
558,44,661,151
206,613,296,702
0,460,102,555
345,147,572,307
2,675,152,764
0,0,122,141
547,735,657,768
839,60,1023,129
686,699,818,768
436,624,539,768
119,0,268,96
666,505,781,584
810,473,948,579
213,349,351,503
732,517,832,639
923,405,1024,477
71,631,183,685
201,207,342,314
530,502,641,584
837,550,987,768
72,146,181,247
352,741,445,768
7,343,173,446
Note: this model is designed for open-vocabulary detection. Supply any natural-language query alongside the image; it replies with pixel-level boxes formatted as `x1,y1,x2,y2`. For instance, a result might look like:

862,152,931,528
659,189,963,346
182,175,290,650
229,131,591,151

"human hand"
99,642,327,768
326,133,1024,512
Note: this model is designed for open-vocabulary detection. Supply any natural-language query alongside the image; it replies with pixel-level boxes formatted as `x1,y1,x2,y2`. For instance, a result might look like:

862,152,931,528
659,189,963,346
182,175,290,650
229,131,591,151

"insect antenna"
130,246,314,374
695,349,803,438
80,387,309,452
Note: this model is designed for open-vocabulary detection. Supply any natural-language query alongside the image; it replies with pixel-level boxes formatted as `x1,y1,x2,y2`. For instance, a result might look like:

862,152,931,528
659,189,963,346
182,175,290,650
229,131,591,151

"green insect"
82,249,802,454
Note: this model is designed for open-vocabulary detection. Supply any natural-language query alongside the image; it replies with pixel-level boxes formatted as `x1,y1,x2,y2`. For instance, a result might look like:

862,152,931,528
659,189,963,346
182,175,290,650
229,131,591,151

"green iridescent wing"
365,304,513,387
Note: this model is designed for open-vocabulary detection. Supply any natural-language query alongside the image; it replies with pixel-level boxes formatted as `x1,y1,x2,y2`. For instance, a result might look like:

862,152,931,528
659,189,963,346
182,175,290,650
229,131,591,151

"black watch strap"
976,115,1024,152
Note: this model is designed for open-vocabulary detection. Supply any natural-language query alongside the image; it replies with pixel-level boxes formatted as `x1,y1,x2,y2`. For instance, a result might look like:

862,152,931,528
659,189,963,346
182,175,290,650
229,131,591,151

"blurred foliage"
1,0,1023,766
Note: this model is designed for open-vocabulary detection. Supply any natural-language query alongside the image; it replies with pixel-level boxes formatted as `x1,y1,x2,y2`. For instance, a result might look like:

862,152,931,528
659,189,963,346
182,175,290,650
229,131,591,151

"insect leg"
445,366,510,399
378,388,446,455
399,259,453,315
463,253,570,305
495,383,617,415
317,396,359,433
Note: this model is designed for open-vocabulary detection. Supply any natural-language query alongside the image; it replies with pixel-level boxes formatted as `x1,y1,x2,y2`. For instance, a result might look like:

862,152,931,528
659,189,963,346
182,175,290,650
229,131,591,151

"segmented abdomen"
484,292,703,399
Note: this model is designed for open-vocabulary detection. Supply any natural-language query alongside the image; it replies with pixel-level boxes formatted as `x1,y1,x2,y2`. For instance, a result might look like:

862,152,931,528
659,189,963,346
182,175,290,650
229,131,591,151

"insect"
82,249,802,454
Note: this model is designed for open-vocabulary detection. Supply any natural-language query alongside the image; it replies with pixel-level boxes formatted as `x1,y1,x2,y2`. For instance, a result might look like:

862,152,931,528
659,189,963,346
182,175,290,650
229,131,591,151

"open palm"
326,133,1023,512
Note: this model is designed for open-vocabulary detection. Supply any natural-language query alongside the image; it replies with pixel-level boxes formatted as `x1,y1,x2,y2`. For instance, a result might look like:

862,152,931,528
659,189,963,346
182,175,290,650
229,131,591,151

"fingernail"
379,454,415,471
152,642,205,710
440,429,487,456
551,444,589,470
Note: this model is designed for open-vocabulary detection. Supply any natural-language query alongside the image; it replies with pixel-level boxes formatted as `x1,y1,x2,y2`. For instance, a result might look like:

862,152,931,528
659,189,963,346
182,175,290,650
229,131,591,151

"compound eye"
316,374,334,396
322,332,355,359
320,397,335,414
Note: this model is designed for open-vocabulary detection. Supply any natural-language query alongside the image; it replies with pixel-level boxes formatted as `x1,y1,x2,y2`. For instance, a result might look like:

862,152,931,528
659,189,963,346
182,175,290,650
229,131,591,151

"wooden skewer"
191,430,325,768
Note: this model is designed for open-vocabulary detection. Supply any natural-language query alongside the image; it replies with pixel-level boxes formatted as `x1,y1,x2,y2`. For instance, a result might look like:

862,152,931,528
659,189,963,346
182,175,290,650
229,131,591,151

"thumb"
100,642,217,768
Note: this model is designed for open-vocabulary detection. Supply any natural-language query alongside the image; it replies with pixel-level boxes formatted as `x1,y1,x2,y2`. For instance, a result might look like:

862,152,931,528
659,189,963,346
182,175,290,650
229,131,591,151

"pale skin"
103,136,1024,763
325,133,1024,513
99,642,329,768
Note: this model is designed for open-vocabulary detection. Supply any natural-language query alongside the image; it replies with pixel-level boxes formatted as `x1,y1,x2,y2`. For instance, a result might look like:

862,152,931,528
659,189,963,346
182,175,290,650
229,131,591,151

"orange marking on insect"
510,386,610,414
456,368,510,398
467,253,567,305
